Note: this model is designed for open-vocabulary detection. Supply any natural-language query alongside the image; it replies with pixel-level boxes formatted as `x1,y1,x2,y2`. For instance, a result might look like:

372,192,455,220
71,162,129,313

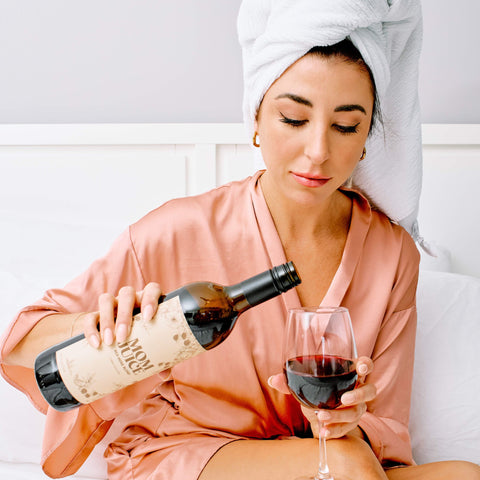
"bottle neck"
225,265,299,314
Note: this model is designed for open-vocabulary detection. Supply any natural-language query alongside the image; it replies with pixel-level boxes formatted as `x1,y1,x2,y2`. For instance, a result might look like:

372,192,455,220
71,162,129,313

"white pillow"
419,241,452,273
410,270,480,464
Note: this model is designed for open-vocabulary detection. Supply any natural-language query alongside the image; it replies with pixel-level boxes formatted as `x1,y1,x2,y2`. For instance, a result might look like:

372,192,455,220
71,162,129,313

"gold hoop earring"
360,147,366,161
253,131,260,148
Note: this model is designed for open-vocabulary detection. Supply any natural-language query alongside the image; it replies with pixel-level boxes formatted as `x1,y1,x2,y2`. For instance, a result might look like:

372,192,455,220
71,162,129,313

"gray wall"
1,0,478,124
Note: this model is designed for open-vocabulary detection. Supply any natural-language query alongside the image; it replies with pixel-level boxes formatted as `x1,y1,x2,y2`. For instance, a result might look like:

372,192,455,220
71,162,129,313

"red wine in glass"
284,354,357,410
283,307,358,480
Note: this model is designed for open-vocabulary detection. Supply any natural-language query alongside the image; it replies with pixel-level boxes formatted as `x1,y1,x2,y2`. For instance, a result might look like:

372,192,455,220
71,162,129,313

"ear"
254,105,262,131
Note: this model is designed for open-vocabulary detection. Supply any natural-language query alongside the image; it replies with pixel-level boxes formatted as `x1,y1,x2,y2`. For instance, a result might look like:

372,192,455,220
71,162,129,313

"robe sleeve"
0,227,164,478
358,232,420,466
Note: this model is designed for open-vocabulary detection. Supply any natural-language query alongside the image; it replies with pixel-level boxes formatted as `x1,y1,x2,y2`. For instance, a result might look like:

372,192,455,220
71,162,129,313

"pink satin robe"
0,172,420,478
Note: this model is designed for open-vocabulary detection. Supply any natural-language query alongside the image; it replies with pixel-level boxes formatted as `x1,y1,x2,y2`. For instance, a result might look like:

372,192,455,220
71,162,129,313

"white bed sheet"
0,461,98,480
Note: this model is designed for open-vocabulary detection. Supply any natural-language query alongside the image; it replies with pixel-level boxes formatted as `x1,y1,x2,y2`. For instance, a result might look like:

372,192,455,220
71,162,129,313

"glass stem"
316,418,333,480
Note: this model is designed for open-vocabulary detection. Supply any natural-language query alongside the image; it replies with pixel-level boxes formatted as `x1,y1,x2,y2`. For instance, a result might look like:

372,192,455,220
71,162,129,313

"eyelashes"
279,112,360,134
334,123,360,134
279,113,307,127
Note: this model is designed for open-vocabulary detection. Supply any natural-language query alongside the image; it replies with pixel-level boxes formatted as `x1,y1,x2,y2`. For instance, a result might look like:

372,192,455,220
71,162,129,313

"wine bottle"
35,262,300,411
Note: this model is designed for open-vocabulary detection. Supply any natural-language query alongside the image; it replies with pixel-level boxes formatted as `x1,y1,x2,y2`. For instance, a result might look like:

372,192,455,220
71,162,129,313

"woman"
2,4,480,480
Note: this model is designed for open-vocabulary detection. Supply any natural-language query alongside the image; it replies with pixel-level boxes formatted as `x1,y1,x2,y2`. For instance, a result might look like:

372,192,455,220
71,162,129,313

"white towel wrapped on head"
237,0,424,243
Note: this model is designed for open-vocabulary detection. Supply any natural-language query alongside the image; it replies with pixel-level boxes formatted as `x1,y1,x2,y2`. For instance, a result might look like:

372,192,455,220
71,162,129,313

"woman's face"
256,53,374,209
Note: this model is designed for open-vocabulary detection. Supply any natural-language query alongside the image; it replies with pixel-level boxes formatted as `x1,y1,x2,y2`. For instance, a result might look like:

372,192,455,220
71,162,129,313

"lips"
291,172,331,188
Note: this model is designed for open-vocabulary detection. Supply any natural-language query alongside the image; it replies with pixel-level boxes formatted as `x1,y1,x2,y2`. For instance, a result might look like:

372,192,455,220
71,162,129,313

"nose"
304,129,329,165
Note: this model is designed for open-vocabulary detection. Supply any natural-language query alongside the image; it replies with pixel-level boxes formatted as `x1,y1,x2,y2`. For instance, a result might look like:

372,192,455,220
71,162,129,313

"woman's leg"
386,461,480,480
199,435,480,480
199,435,388,480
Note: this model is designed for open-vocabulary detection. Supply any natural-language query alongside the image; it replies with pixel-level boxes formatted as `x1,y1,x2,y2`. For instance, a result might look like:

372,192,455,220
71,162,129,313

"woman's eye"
280,113,307,127
334,123,360,134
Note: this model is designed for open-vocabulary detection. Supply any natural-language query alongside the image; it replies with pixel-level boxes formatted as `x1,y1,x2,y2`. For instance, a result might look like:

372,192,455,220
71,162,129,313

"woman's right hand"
83,282,163,348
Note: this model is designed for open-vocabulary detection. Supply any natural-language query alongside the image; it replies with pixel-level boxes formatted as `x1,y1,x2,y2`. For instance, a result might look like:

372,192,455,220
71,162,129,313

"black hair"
307,40,382,135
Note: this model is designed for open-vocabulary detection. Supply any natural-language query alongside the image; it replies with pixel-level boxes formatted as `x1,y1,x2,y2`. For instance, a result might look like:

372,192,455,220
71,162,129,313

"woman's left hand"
268,356,376,439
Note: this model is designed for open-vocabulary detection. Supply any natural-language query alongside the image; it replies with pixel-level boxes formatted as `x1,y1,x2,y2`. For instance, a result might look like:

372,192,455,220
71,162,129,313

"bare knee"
449,461,480,479
387,460,480,480
426,460,480,480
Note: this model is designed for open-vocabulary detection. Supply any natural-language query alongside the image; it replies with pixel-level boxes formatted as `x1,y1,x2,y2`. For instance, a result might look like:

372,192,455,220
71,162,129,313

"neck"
259,172,351,242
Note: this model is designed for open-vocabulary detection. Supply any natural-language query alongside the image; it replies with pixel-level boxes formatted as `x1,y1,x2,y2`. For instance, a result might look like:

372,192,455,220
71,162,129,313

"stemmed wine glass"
283,307,358,480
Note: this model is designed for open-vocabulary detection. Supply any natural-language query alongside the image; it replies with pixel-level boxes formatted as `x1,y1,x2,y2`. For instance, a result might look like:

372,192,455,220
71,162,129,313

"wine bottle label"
55,296,204,404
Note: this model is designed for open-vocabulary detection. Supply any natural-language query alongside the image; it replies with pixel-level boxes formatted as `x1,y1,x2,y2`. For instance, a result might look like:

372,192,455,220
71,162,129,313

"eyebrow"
275,93,313,107
334,104,367,115
275,93,367,115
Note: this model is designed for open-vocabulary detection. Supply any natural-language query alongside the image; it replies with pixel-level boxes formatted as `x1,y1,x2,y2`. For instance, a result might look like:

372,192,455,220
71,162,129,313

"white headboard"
0,123,479,314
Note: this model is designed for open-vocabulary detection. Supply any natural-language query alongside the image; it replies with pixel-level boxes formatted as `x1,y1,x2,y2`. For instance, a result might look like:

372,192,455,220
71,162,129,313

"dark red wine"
284,355,357,410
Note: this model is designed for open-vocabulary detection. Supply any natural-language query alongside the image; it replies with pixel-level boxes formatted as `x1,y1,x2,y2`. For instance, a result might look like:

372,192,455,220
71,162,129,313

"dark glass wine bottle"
35,262,300,411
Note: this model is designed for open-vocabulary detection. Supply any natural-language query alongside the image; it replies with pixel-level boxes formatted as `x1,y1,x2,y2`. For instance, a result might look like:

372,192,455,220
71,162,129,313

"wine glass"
283,307,358,480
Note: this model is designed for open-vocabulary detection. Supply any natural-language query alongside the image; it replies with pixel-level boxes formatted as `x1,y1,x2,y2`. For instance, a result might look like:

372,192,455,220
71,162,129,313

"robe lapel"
321,191,371,308
249,172,302,313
